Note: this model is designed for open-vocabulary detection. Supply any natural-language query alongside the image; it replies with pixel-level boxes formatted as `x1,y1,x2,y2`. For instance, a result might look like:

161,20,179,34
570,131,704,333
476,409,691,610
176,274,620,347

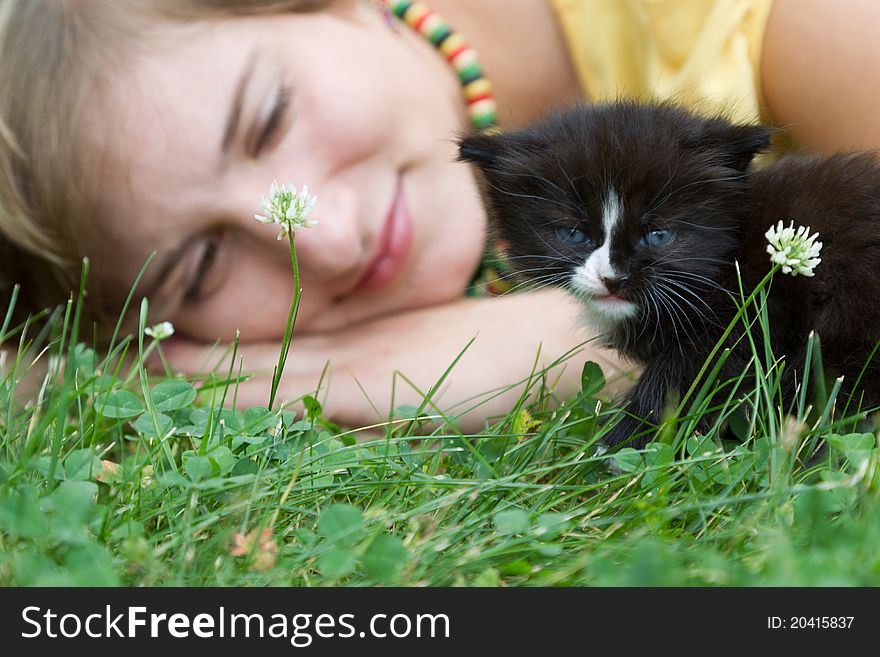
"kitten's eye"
555,226,591,245
641,228,675,247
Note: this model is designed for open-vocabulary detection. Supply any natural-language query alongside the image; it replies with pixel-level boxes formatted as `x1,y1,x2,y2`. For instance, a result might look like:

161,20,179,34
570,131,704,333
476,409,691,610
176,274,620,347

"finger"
158,336,273,378
156,336,328,414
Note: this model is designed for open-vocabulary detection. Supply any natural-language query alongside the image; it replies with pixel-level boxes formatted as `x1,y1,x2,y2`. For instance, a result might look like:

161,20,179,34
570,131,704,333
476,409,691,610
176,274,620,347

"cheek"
404,162,486,299
171,252,337,342
172,291,283,344
294,72,393,169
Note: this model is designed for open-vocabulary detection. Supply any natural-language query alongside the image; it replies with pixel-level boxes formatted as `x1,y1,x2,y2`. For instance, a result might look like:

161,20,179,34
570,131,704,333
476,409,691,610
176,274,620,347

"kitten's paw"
602,416,653,450
595,444,625,476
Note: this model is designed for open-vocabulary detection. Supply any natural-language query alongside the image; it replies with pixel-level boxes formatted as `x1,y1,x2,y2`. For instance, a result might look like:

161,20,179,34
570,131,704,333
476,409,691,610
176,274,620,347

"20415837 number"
767,616,855,629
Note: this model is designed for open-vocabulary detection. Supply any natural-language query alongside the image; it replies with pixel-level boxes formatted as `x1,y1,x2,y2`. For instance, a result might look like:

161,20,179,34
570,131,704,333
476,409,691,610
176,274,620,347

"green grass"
1,268,880,587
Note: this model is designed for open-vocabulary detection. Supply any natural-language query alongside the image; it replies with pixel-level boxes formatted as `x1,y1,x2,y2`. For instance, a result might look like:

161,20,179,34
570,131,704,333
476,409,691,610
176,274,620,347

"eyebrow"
221,46,261,156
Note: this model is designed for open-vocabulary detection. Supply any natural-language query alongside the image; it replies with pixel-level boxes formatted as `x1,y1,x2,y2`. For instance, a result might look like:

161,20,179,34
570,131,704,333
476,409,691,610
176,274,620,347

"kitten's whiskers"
503,269,572,295
650,285,689,357
662,269,734,295
482,175,579,214
657,277,724,328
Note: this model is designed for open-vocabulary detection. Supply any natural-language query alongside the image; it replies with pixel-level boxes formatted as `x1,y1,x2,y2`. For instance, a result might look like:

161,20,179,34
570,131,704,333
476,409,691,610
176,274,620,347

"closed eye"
253,82,292,156
184,230,229,303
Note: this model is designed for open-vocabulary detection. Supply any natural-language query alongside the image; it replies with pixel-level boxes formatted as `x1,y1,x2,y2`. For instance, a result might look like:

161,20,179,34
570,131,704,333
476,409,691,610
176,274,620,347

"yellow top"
550,0,775,123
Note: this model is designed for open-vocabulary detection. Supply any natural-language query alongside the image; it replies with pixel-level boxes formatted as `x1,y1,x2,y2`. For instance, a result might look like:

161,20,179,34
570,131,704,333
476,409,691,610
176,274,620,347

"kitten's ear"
457,133,509,170
692,120,776,171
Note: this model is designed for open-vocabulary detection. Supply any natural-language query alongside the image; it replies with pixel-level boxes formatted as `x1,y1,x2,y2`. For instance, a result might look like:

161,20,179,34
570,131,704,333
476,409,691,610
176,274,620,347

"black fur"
459,100,880,448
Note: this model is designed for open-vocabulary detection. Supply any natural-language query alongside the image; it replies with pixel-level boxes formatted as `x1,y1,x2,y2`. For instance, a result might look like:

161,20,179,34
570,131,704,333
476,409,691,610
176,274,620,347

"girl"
1,0,878,429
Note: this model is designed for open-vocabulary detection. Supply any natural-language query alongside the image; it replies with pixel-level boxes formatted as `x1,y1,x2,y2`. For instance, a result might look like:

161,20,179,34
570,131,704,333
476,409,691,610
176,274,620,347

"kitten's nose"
601,275,629,293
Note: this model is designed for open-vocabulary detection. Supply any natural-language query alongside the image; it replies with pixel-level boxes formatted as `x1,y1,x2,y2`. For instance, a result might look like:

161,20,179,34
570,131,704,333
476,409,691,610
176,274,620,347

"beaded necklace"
383,0,499,133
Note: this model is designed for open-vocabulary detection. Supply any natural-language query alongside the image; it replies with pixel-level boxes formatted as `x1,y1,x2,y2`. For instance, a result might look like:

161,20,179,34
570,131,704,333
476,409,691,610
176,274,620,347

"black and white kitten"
459,101,880,448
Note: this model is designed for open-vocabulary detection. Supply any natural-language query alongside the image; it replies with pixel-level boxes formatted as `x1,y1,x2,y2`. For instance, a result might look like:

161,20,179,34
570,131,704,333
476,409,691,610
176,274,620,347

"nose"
600,274,629,294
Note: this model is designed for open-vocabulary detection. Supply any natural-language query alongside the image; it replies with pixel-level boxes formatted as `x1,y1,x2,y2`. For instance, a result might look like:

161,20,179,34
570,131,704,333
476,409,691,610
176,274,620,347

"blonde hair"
0,0,331,328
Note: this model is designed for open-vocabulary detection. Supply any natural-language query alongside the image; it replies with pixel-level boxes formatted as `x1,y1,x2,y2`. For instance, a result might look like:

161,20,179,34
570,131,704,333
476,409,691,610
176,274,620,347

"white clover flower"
255,181,318,240
145,321,175,341
765,220,822,277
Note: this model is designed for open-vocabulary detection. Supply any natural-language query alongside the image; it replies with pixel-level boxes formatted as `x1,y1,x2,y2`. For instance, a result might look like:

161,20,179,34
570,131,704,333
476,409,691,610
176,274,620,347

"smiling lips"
352,177,413,293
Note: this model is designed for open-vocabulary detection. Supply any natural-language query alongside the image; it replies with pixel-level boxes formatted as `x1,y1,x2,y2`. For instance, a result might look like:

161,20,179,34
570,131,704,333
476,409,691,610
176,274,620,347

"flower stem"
268,232,301,410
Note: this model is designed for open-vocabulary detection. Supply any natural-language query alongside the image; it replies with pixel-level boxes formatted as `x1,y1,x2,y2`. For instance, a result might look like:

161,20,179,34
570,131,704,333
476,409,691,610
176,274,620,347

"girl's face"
86,1,486,341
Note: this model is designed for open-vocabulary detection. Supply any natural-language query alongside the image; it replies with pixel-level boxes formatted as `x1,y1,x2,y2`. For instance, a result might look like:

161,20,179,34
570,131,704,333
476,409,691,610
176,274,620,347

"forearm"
308,290,630,431
164,289,632,433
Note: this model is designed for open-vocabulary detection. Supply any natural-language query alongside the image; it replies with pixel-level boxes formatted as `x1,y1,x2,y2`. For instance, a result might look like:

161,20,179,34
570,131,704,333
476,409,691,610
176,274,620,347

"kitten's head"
459,101,772,339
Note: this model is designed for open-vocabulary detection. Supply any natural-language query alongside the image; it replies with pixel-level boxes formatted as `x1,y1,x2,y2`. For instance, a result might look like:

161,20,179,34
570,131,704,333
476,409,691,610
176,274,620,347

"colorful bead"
419,13,444,36
400,2,429,28
456,60,483,85
463,78,492,102
450,47,476,67
469,99,498,128
439,33,466,59
413,10,436,32
387,0,498,133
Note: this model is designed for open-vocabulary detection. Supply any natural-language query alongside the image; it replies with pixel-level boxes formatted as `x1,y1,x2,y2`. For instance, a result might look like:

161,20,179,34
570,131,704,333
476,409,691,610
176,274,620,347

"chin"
576,296,640,338
586,297,639,320
568,285,639,320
